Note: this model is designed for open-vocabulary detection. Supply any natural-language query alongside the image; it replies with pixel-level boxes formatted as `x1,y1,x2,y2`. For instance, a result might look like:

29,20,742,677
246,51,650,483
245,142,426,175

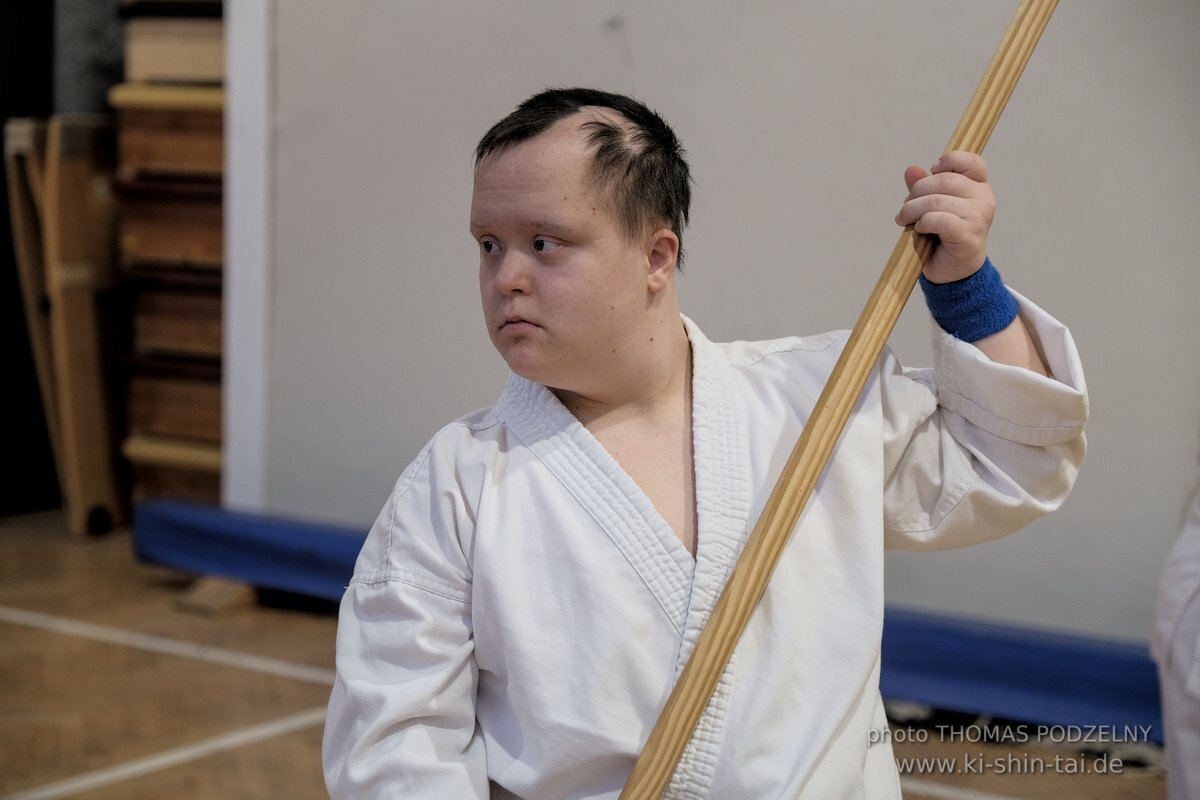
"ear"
644,228,680,293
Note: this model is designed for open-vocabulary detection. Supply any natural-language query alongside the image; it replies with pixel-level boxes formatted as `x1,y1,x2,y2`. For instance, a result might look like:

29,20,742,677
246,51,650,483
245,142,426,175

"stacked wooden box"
111,0,224,504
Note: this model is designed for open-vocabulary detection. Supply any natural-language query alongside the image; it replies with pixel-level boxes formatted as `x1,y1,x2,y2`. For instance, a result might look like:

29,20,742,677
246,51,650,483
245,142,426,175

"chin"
497,347,549,384
493,336,580,390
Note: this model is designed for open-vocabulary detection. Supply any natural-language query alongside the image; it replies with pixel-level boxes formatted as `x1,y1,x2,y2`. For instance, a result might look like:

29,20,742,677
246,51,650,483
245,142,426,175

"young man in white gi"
324,88,1088,798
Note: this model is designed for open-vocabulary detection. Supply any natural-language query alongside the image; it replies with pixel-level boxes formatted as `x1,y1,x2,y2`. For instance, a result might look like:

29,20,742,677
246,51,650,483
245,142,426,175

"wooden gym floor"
0,510,1166,799
0,511,334,799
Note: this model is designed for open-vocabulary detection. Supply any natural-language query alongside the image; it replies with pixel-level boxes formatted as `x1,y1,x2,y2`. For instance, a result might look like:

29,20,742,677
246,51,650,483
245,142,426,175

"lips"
501,314,539,331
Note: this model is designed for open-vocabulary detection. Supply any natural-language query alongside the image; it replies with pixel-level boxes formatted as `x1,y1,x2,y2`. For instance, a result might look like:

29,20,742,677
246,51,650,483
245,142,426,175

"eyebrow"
530,219,573,236
469,219,575,237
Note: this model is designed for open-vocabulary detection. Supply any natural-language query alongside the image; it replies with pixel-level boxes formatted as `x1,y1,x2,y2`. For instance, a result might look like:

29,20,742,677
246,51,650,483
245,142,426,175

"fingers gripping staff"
620,2,1061,797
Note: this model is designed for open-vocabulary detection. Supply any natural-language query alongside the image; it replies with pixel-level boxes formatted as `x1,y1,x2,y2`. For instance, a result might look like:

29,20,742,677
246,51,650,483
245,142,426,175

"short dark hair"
474,87,693,270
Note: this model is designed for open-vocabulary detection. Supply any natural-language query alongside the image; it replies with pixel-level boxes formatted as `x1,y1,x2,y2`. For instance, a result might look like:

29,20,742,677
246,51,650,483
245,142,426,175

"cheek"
478,268,497,305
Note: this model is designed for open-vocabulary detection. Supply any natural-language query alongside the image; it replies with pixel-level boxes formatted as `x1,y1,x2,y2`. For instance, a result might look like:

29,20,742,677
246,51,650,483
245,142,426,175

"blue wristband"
918,258,1019,342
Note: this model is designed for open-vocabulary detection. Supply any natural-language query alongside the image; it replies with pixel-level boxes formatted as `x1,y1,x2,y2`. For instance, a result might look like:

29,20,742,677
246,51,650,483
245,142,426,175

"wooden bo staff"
619,1,1059,796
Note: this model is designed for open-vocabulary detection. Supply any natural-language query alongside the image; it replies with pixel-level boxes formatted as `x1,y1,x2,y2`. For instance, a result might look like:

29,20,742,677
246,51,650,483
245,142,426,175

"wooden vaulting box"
125,18,224,84
116,177,222,268
127,360,222,444
108,70,226,507
127,267,223,359
122,431,221,505
121,0,225,85
108,83,223,179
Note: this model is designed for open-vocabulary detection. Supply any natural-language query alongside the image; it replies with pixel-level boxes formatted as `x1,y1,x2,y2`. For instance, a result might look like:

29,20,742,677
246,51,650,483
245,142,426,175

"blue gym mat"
133,500,1161,740
134,500,365,603
881,607,1161,741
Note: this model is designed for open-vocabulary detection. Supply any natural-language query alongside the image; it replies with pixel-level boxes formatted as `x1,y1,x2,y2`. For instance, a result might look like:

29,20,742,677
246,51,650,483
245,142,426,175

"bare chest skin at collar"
558,352,698,558
592,414,698,558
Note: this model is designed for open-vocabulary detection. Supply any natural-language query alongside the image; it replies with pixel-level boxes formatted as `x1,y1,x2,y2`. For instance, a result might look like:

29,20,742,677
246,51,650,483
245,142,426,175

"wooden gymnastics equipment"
620,1,1060,796
6,116,125,535
5,121,60,487
107,82,225,509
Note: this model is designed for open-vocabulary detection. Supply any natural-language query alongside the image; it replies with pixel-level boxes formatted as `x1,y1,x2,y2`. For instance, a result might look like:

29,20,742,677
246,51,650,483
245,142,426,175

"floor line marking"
0,604,336,686
900,777,1029,800
1,706,328,800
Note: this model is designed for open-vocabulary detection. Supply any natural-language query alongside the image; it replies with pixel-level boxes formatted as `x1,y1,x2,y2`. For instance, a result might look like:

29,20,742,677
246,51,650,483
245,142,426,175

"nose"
492,251,532,296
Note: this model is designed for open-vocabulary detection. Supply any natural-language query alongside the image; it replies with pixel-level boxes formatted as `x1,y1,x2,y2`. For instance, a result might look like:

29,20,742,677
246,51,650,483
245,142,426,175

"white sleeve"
323,436,488,799
881,288,1088,550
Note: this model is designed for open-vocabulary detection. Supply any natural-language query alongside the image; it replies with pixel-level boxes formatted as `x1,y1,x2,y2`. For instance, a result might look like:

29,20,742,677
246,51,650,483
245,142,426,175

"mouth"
500,315,540,332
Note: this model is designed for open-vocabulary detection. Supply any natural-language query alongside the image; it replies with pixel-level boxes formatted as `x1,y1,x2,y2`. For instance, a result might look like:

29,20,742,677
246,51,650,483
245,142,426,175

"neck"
553,314,691,427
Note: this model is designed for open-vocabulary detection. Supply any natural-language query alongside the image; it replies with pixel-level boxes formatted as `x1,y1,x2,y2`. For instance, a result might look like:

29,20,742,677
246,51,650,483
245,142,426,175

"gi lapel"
658,316,756,797
676,316,755,670
496,373,695,636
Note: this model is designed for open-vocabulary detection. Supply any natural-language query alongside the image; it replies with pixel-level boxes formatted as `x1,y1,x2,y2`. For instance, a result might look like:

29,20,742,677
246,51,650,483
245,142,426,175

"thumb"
903,165,928,194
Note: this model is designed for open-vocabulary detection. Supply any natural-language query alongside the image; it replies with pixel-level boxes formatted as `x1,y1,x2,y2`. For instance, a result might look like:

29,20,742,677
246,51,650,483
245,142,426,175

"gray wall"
228,0,1200,643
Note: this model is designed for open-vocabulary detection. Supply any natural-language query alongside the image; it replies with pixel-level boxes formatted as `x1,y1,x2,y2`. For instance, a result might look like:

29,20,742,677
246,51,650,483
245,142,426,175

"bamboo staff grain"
619,2,1059,796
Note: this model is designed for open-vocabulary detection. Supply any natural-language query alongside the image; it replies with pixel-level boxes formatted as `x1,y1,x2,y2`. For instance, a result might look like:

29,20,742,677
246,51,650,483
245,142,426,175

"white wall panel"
228,0,1200,641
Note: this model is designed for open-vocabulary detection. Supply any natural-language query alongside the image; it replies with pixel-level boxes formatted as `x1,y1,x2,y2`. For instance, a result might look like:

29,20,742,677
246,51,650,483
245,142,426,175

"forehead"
474,115,594,189
471,114,611,230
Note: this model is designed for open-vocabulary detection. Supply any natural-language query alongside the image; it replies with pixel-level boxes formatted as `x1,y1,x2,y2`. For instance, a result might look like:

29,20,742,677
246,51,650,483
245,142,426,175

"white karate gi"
1152,488,1200,800
324,291,1087,799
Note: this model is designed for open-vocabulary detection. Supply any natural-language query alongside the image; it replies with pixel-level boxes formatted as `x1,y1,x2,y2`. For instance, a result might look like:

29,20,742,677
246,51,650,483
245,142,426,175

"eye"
479,237,500,254
533,238,560,253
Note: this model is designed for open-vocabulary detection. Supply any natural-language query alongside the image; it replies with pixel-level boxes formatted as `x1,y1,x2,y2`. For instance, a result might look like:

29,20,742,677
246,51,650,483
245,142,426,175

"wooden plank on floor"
174,576,256,616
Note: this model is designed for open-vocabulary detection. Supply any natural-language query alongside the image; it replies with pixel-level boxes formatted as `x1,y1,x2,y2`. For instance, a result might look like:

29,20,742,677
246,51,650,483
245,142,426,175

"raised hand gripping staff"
620,2,1060,796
